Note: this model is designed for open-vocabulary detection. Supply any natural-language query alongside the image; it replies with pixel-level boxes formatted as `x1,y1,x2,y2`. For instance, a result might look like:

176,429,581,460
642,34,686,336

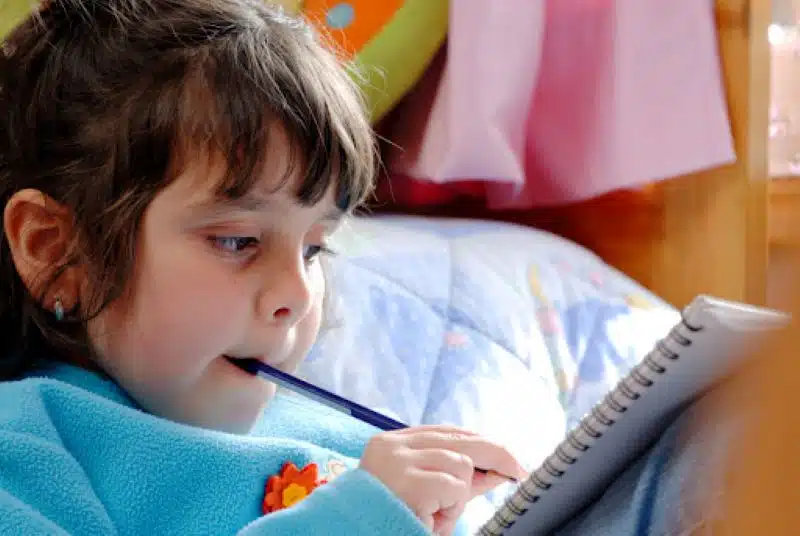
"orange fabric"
263,462,328,514
303,0,402,56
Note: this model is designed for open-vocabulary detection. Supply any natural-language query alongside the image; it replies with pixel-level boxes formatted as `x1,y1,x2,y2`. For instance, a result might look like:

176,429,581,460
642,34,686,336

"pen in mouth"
225,356,260,374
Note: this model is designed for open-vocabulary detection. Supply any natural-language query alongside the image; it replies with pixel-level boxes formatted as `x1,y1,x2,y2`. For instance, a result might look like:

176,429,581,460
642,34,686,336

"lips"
223,355,261,375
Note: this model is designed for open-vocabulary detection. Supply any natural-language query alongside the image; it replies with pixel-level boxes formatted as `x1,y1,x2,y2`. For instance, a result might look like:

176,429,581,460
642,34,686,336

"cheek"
303,266,325,337
91,247,250,377
286,267,325,367
139,265,249,356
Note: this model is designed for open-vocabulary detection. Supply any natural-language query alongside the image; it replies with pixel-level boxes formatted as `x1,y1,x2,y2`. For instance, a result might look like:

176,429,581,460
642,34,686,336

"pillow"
2,1,448,123
296,0,449,123
302,214,680,459
0,0,31,38
300,215,679,530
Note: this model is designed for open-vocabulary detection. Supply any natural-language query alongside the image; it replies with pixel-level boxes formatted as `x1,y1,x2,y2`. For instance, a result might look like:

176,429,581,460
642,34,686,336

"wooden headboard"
372,0,769,309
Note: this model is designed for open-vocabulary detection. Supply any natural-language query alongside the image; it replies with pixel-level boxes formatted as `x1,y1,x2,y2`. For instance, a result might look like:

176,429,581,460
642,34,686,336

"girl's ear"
3,189,81,312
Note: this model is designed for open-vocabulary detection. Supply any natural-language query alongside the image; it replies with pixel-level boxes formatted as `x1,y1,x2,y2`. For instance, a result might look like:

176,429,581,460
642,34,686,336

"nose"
256,254,314,327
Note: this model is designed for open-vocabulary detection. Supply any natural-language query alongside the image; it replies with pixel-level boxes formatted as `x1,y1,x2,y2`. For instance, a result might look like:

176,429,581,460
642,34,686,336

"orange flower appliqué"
263,462,328,514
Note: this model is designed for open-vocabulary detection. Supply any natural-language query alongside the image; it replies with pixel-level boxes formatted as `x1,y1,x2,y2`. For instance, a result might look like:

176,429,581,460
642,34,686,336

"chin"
183,355,279,434
212,413,262,435
198,393,273,435
215,383,277,435
167,376,277,435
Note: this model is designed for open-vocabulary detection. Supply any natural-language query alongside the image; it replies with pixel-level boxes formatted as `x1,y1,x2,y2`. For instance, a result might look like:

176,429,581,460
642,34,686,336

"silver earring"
54,297,65,322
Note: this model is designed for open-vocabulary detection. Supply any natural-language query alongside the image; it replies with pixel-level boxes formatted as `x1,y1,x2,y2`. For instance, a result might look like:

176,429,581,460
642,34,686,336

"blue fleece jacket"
0,361,433,535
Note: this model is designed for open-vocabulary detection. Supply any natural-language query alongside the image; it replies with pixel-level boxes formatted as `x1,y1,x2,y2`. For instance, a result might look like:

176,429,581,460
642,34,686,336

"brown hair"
0,0,377,379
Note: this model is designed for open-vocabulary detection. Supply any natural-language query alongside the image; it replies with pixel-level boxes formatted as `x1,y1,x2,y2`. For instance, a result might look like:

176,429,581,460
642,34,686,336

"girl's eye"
303,244,335,263
212,236,259,254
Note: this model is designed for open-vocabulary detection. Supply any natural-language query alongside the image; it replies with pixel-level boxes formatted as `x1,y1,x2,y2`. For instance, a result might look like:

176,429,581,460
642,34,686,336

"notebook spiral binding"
478,311,704,536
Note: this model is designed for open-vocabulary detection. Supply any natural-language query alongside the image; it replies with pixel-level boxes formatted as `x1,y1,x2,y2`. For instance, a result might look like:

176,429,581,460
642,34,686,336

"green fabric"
0,0,33,38
356,0,449,123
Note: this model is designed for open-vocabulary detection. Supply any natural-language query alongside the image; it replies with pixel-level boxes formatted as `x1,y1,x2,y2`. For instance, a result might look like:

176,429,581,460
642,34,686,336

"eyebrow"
188,193,344,222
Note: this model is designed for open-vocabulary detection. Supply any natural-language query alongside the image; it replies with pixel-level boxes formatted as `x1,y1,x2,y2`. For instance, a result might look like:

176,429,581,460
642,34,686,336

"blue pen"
234,358,518,483
236,358,407,431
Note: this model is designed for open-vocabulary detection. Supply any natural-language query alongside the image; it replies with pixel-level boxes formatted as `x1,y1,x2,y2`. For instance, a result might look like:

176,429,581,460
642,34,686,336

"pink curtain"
379,0,735,209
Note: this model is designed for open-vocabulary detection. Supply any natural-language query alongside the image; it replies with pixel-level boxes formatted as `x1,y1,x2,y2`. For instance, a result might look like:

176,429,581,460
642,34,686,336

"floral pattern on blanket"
297,216,679,526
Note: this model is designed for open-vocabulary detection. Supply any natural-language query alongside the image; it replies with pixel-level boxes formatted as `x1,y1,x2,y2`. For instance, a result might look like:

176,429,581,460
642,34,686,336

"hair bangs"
170,14,377,211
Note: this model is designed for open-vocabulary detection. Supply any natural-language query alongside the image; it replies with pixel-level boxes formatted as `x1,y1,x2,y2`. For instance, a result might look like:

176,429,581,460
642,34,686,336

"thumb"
470,470,520,498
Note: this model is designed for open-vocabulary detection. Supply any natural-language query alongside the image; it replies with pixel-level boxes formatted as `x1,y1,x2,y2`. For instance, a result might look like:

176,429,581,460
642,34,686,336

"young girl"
0,1,524,535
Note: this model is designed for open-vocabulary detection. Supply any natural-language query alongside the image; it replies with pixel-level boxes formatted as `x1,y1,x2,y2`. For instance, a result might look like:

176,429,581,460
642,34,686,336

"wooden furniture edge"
770,177,800,247
650,0,769,307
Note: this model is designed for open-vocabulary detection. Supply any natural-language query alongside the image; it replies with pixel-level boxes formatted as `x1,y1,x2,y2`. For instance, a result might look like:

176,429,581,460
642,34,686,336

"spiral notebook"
479,295,789,536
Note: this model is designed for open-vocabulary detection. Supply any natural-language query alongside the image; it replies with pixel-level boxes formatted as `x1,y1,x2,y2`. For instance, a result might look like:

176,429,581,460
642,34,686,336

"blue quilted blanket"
298,215,679,529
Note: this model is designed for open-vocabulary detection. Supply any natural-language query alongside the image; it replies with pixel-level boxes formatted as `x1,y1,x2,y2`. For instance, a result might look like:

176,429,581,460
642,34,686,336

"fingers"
360,425,525,535
470,469,517,496
410,448,475,484
407,467,470,526
433,501,467,536
404,431,526,488
390,423,479,437
406,448,475,535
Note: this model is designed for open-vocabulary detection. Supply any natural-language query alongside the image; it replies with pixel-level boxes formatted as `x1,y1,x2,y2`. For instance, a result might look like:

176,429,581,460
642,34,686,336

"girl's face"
87,140,342,433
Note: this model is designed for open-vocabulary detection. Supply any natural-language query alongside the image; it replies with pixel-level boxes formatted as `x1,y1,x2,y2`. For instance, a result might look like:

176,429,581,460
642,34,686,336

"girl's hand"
359,425,526,536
